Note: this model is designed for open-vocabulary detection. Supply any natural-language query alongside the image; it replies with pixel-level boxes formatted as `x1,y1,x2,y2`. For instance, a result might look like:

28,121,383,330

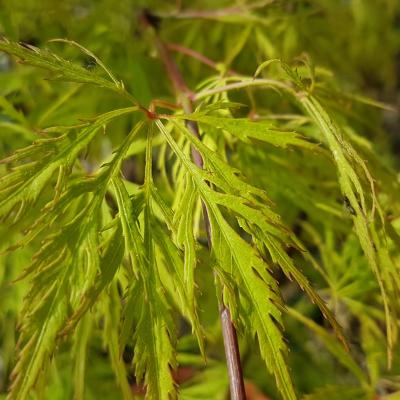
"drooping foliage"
0,1,400,400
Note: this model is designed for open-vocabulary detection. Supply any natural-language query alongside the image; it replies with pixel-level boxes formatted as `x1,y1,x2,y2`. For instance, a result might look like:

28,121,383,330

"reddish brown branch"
221,307,247,399
166,42,238,76
166,42,218,70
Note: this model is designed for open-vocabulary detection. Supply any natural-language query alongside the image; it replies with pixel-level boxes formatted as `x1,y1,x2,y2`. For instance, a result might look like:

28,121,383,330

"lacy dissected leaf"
0,38,124,93
104,284,134,400
40,122,145,340
234,147,343,221
295,89,399,362
177,113,316,149
171,119,342,334
72,314,92,400
130,277,176,400
8,199,101,400
247,58,400,362
209,210,297,400
113,128,204,352
59,223,125,336
111,178,146,278
151,214,204,355
171,172,199,310
155,118,345,399
113,175,177,399
0,107,136,222
6,118,144,399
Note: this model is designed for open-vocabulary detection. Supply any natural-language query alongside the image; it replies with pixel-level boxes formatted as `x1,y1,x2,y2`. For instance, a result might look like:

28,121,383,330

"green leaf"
0,106,136,221
104,284,134,400
59,223,125,337
8,199,101,400
0,38,125,94
113,176,177,398
72,314,92,400
178,114,316,149
156,119,298,399
297,92,398,363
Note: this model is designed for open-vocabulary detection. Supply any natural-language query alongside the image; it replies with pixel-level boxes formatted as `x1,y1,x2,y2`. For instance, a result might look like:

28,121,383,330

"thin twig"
166,42,238,76
141,12,247,400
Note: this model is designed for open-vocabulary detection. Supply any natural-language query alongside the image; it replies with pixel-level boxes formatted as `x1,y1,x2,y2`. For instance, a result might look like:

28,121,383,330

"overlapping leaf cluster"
0,2,399,399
